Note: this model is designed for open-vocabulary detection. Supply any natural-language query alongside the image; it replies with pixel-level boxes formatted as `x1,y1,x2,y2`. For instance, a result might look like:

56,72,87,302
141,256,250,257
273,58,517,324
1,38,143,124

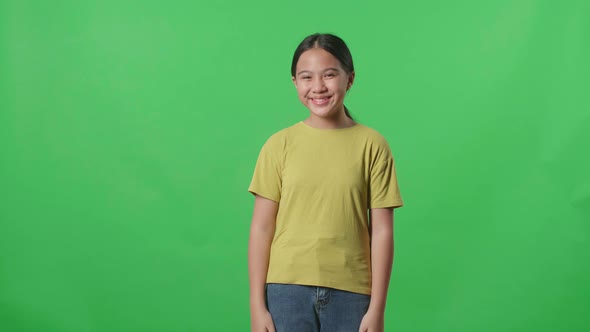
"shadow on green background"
1,0,588,331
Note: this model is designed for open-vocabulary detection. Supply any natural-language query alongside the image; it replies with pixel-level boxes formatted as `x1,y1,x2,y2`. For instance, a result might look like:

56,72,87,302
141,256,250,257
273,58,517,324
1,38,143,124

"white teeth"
311,96,330,105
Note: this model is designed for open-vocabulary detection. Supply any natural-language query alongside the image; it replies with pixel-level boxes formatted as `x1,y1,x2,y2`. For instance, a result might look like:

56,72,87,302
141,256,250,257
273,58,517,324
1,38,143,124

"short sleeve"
248,136,283,203
369,153,404,209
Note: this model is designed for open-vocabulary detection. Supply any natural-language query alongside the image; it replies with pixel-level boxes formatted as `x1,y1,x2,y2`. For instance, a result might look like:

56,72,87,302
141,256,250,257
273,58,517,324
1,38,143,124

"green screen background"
1,0,589,331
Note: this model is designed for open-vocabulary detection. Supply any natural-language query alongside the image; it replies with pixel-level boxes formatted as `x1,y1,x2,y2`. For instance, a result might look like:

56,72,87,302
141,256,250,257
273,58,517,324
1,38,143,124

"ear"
292,76,297,87
347,71,355,90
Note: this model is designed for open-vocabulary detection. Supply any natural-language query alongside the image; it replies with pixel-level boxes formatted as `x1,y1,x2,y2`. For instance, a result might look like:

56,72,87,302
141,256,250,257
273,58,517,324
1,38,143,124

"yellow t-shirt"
248,121,403,295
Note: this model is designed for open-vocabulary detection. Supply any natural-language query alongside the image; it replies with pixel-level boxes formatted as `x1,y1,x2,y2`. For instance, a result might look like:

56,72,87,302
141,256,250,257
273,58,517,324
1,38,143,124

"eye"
301,76,311,80
324,73,336,78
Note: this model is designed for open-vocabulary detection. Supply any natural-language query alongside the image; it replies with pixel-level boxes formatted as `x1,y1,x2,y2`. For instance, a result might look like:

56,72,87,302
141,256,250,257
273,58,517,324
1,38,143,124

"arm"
359,207,394,332
248,195,279,332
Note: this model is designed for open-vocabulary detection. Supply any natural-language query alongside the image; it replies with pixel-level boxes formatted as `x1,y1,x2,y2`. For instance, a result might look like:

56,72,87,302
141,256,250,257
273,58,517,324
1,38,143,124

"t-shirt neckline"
298,121,360,132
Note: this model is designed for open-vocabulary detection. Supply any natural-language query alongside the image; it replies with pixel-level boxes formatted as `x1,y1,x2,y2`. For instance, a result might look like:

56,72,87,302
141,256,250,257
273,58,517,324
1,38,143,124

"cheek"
296,86,309,98
329,81,347,94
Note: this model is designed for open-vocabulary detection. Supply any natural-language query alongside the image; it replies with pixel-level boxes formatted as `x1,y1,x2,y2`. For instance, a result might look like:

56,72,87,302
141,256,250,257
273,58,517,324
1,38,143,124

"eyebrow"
296,68,341,76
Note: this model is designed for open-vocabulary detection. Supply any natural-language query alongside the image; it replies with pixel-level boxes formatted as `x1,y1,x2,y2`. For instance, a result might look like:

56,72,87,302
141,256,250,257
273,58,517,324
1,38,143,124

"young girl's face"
292,48,354,120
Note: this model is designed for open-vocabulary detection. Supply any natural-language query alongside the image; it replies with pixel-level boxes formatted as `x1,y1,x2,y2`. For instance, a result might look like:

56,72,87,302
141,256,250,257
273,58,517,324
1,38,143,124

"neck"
304,113,356,129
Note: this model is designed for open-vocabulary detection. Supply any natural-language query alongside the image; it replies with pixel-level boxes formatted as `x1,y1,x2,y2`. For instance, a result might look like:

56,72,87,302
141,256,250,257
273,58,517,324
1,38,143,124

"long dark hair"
291,33,355,120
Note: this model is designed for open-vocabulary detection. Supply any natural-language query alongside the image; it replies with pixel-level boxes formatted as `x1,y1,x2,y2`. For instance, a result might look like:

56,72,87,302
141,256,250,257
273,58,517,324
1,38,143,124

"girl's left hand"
358,309,384,332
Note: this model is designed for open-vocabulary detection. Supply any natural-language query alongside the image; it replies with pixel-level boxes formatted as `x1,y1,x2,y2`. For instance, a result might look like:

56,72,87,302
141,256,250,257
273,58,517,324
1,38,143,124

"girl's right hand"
251,308,275,332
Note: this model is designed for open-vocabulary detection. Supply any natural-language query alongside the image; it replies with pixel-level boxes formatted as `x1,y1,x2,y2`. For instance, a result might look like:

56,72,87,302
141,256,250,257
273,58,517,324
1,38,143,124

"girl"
248,33,403,332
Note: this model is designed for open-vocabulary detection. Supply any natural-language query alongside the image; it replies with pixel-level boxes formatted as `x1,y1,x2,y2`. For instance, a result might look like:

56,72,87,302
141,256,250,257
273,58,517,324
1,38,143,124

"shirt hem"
248,188,280,203
266,278,371,295
370,200,404,209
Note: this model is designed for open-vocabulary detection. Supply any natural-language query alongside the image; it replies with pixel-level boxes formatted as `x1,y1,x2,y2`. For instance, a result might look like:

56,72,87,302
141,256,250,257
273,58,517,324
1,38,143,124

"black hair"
291,33,355,120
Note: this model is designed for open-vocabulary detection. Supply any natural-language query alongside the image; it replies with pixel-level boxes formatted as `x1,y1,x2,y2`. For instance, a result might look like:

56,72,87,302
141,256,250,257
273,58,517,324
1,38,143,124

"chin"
307,104,336,116
309,110,337,119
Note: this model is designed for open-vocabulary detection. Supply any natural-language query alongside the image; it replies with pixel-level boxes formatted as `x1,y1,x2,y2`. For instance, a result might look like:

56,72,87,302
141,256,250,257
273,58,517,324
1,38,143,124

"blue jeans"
266,283,371,332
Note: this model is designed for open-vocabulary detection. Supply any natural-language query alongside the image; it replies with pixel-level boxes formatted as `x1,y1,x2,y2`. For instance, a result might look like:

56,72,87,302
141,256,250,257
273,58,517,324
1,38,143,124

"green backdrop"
1,0,588,331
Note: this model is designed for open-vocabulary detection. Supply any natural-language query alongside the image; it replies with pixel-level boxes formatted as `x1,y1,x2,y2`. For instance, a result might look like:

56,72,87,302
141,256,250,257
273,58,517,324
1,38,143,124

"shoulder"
354,124,398,163
356,124,391,148
259,122,301,151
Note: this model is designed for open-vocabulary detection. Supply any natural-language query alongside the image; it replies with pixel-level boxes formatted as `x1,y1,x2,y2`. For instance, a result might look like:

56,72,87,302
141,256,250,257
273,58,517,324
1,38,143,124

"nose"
311,76,327,93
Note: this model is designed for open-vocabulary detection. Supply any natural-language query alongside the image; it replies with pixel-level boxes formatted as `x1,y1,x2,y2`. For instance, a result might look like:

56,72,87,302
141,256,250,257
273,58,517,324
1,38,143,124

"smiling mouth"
310,96,331,105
